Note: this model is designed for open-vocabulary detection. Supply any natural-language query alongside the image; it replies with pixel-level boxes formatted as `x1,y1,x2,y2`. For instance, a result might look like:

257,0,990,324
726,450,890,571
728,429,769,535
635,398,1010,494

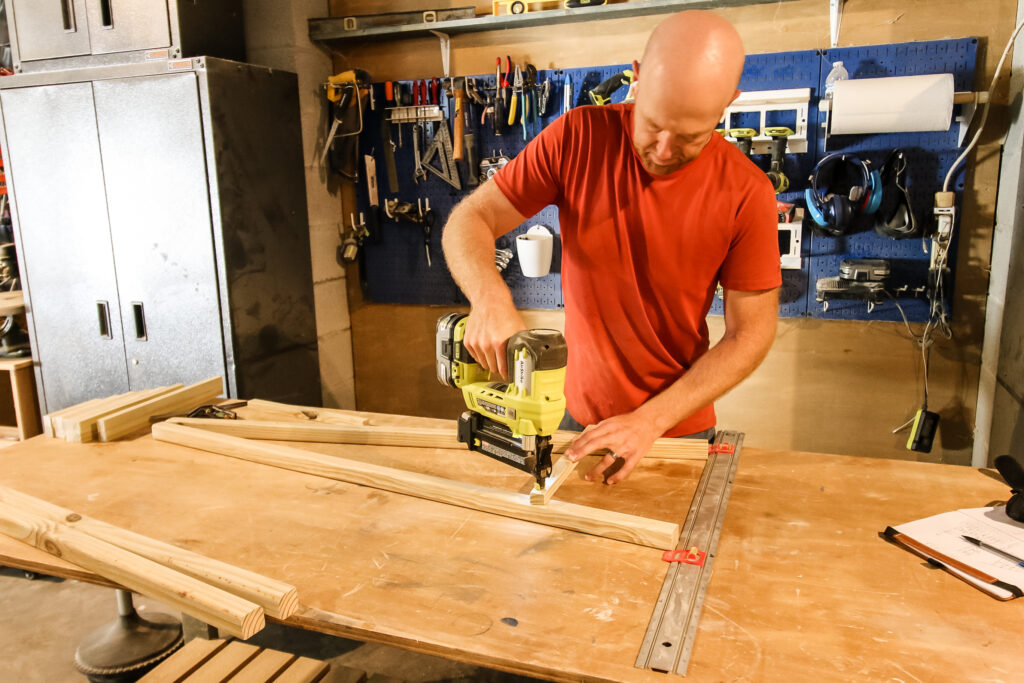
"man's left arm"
564,286,778,483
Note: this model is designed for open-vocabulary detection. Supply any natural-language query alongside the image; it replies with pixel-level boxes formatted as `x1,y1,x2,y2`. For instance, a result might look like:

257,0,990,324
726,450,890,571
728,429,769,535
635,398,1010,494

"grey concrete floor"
0,566,544,682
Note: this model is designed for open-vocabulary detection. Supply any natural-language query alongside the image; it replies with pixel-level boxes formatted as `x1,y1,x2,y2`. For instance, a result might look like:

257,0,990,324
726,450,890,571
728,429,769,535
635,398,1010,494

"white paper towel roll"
830,73,955,134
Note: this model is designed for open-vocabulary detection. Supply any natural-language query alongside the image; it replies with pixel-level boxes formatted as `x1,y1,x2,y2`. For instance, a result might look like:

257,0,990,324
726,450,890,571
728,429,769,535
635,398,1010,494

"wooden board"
530,456,578,505
139,637,230,683
59,385,183,443
152,422,680,549
0,484,298,619
44,396,106,438
167,410,710,460
97,377,223,441
187,640,260,681
0,500,264,639
140,639,328,683
0,424,1018,681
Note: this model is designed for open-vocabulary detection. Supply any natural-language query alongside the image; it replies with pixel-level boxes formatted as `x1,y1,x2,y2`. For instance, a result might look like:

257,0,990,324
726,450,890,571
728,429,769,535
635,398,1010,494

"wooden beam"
0,484,298,619
0,500,264,638
530,457,579,506
60,385,184,443
97,377,223,442
166,416,710,461
167,417,458,448
245,398,373,426
152,423,680,549
44,396,106,438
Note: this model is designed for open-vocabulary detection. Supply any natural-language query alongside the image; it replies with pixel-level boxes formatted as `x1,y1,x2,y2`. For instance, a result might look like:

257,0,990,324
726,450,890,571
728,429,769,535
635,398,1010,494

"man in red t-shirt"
441,11,781,484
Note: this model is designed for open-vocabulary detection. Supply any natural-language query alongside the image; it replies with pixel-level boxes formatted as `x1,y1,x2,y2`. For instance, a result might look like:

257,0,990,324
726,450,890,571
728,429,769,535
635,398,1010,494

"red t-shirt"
493,103,780,436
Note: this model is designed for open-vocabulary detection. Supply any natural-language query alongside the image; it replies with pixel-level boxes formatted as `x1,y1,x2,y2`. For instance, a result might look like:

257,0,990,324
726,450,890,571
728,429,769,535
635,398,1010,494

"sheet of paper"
895,507,1024,588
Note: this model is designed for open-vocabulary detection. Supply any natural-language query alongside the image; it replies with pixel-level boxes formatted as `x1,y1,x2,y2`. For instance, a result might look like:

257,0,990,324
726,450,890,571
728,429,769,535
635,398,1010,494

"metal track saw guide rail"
636,430,743,676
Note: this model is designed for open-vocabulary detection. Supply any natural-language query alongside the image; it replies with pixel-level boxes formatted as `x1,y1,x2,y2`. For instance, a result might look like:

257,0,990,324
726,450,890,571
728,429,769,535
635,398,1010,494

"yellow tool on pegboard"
321,69,372,178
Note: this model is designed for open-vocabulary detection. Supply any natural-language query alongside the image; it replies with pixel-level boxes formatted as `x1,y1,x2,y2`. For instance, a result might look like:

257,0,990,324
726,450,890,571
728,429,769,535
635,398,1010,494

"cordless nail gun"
435,313,567,489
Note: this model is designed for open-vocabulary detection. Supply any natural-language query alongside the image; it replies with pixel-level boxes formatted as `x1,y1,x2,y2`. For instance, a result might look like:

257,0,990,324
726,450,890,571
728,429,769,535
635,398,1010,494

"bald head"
631,11,746,175
642,11,745,114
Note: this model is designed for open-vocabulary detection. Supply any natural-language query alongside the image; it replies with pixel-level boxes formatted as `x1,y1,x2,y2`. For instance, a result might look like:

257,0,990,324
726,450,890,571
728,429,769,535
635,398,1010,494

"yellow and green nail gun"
435,313,567,489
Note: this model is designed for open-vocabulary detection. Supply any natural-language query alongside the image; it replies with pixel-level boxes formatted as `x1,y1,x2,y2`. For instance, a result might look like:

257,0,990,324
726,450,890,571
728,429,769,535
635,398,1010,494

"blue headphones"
805,153,882,236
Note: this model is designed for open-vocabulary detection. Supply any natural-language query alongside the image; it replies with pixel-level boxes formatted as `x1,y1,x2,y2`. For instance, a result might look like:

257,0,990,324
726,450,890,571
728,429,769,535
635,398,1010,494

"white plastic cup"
516,225,554,277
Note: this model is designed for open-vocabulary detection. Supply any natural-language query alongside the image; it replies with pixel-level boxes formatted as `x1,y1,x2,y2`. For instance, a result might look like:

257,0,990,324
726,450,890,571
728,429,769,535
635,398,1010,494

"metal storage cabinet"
6,0,245,73
0,58,321,414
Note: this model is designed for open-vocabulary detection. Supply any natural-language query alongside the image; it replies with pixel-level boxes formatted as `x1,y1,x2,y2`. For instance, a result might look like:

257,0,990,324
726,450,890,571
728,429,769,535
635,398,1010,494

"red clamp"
709,443,735,455
662,546,706,566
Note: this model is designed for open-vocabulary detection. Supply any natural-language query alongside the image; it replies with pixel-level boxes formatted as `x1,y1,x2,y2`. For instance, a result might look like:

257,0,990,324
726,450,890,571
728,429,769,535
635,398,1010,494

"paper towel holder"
820,78,988,148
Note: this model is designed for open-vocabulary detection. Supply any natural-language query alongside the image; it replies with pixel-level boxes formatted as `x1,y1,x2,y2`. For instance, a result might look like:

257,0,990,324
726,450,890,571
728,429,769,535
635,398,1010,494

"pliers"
508,64,523,129
524,63,538,139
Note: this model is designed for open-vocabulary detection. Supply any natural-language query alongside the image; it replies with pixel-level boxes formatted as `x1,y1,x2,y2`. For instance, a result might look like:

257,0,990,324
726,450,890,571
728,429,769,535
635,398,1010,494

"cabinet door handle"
60,0,77,32
96,301,111,339
99,0,114,29
131,302,147,341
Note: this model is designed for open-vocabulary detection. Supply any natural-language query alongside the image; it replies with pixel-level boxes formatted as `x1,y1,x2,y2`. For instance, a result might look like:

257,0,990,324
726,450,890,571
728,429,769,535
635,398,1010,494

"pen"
962,535,1024,568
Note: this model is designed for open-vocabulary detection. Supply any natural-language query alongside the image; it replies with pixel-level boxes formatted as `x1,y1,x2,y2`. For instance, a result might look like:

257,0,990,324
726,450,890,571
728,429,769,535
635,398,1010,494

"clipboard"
881,527,1023,601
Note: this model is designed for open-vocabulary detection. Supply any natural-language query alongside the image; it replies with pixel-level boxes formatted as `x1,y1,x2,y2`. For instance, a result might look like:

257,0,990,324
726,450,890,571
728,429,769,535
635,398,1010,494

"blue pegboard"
357,38,976,324
706,48,823,318
805,39,976,322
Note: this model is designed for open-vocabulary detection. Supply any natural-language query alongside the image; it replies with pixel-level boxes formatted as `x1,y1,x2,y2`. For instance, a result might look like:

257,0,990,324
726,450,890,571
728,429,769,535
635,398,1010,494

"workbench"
0,404,1017,681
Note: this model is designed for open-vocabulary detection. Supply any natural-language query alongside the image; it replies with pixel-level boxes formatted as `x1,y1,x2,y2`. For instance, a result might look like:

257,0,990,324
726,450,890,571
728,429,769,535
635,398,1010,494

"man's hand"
462,298,525,379
563,411,662,485
441,181,531,379
560,286,778,486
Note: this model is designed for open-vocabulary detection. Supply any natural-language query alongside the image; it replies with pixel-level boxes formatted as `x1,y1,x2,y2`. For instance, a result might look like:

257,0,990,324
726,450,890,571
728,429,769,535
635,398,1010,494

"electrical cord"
943,17,1024,192
886,290,949,434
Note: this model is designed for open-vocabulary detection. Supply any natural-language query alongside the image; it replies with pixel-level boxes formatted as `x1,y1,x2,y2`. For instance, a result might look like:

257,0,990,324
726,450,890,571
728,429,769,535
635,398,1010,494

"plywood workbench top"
0,406,1017,682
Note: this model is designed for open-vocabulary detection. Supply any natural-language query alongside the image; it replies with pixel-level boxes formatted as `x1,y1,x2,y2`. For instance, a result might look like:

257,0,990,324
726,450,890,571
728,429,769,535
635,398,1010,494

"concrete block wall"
242,0,355,409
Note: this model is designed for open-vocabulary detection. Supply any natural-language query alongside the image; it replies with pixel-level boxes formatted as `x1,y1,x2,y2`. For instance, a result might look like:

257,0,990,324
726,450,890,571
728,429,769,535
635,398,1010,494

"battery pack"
907,408,940,453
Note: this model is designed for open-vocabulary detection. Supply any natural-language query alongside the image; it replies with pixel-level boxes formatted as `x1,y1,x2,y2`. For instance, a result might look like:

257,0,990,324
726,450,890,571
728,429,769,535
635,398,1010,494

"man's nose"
653,133,675,161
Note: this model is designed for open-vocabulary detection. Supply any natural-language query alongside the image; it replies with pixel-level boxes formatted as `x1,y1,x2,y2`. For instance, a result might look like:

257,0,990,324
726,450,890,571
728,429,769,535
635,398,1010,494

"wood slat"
140,638,230,683
273,656,331,683
530,456,579,505
51,391,139,440
98,377,223,441
166,416,710,461
44,396,106,438
62,384,184,443
0,484,298,619
0,501,265,639
231,648,296,681
245,399,372,425
152,423,680,549
184,640,259,682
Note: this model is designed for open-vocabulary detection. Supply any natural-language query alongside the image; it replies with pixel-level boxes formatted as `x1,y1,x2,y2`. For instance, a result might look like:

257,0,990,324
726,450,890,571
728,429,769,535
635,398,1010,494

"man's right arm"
441,180,530,378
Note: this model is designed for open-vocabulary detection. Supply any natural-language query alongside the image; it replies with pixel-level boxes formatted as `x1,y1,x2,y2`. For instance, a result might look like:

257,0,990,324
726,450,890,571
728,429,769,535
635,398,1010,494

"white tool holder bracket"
720,88,811,154
779,207,805,271
388,105,445,124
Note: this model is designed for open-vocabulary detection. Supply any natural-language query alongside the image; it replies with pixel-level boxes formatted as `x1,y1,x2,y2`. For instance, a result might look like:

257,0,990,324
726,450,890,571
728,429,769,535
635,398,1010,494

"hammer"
451,77,466,160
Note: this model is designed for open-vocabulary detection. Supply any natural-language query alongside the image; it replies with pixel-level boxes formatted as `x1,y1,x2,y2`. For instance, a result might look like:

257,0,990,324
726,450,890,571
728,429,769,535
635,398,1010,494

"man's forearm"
634,330,772,434
440,182,531,376
442,201,512,308
634,288,779,435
